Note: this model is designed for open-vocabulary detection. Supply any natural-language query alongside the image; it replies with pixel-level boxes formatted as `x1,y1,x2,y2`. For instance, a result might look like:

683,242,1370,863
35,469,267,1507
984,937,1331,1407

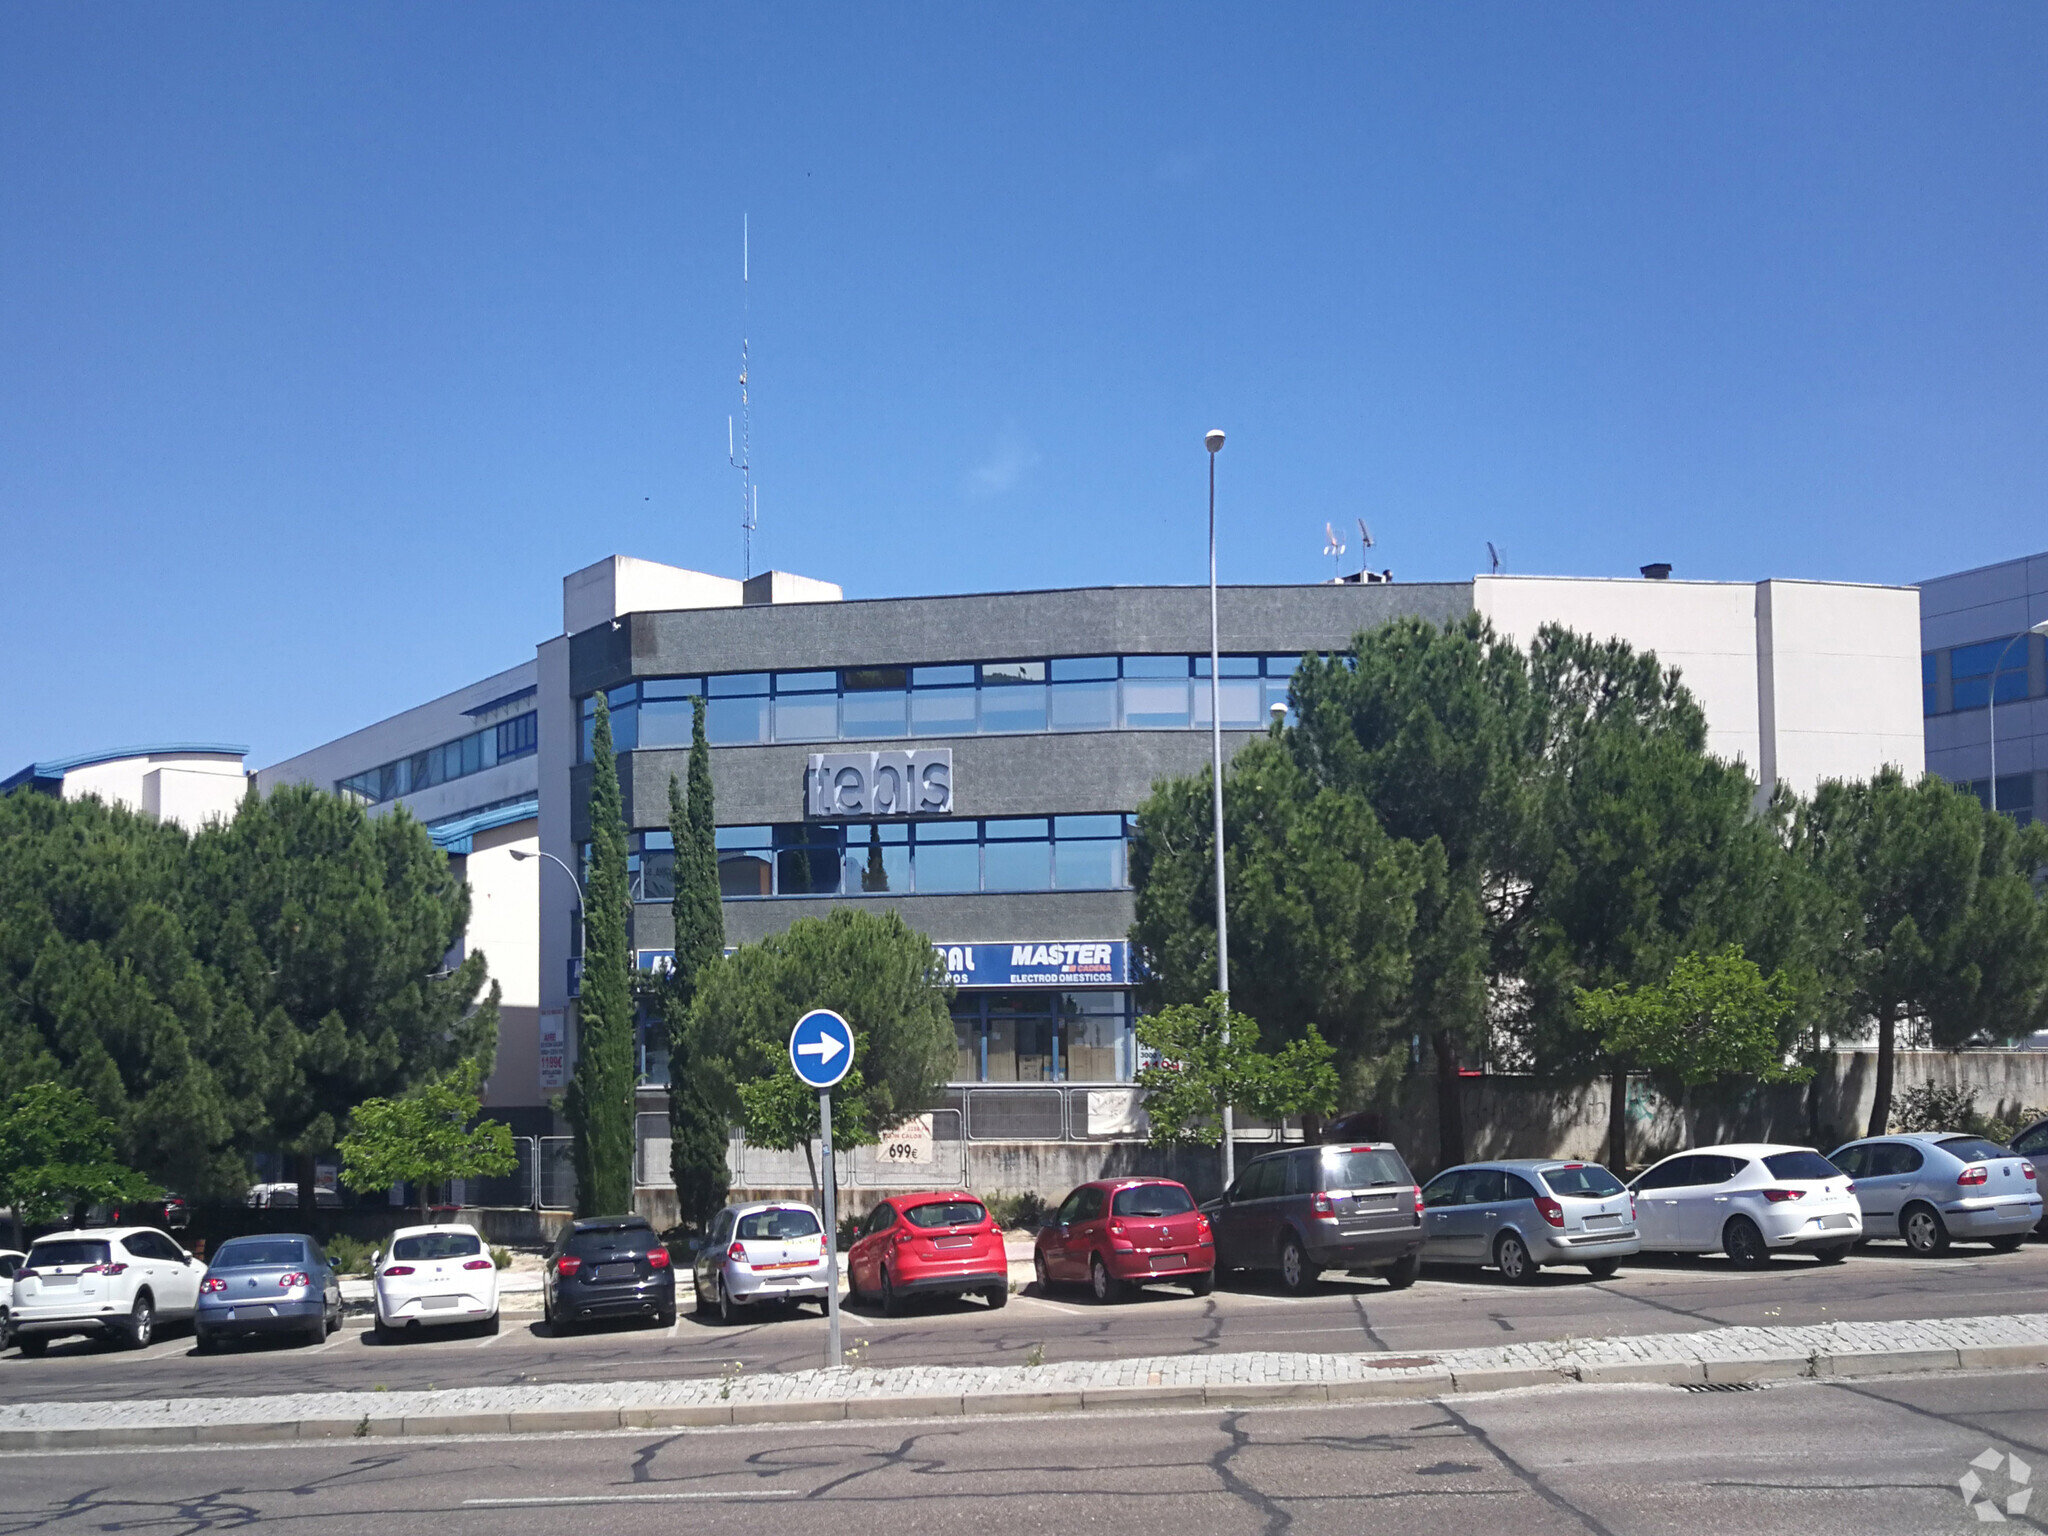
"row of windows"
338,712,538,805
617,814,1133,901
1923,636,2041,716
579,653,1308,758
949,991,1134,1082
1961,774,2036,826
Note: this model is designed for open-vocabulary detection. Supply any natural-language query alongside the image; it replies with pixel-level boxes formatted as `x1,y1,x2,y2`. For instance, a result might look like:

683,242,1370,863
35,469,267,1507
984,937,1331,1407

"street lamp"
1205,428,1233,1191
1986,620,2048,813
509,847,586,954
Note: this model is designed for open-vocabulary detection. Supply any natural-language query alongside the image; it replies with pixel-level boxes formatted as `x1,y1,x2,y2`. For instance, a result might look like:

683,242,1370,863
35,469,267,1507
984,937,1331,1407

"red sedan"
1034,1178,1215,1302
845,1191,1010,1316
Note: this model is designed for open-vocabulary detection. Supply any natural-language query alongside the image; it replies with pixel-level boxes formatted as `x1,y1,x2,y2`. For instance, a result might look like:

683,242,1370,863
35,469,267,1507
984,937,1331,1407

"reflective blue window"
338,711,537,805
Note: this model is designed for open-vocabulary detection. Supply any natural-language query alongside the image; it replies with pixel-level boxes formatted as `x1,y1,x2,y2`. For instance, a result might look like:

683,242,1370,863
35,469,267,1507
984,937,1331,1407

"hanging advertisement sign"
931,940,1127,988
538,1009,568,1091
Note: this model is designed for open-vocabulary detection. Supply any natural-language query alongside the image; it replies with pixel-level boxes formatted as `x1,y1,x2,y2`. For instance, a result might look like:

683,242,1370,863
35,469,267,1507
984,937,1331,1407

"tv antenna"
729,214,759,579
1487,541,1503,575
1323,521,1347,580
1356,519,1374,577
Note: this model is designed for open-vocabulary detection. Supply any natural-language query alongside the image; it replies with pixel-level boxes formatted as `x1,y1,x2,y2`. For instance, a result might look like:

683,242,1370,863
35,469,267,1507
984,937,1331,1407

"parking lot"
7,1237,2042,1404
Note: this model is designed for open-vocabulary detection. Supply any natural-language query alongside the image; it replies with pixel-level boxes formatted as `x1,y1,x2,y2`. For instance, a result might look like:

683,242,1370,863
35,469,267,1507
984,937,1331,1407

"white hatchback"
1629,1144,1862,1267
10,1227,202,1354
372,1224,499,1340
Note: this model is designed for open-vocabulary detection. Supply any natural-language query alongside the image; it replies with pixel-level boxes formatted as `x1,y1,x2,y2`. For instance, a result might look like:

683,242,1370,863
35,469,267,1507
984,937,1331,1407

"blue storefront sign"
932,941,1127,989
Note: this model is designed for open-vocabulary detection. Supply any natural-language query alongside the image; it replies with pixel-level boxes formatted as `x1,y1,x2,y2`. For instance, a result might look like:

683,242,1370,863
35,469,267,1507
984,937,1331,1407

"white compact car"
372,1224,499,1340
1629,1144,1861,1267
0,1249,24,1350
692,1201,832,1323
10,1226,202,1354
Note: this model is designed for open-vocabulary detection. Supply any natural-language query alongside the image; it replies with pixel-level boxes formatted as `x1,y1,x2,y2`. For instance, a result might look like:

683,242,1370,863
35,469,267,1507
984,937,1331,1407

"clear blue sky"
4,6,2044,770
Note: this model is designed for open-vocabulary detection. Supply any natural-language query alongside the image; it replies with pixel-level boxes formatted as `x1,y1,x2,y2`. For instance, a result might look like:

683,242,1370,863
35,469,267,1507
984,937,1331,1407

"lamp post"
1205,428,1233,1191
510,847,586,961
1986,620,2048,813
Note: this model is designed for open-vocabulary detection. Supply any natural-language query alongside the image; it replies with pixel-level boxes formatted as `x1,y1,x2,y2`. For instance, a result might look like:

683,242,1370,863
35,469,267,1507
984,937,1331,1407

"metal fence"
945,1084,1293,1144
730,1108,967,1191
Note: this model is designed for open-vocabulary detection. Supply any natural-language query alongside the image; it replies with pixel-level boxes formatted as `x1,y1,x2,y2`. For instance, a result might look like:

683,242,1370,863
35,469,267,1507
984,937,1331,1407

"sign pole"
819,1087,842,1369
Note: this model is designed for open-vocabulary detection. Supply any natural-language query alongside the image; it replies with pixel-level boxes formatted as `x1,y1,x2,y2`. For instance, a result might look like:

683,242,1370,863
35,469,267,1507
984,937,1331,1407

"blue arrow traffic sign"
788,1008,855,1090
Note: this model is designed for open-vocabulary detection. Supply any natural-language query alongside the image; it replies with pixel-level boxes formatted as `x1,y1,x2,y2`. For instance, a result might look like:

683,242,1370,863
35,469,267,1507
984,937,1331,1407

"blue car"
194,1233,344,1352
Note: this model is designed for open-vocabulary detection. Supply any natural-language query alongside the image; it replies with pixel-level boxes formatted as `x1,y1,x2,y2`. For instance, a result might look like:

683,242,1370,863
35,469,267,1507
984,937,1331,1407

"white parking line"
1013,1292,1095,1317
464,1491,796,1507
474,1329,506,1349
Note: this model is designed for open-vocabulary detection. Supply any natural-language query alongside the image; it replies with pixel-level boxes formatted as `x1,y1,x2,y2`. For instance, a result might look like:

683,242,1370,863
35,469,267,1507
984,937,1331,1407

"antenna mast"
729,214,758,578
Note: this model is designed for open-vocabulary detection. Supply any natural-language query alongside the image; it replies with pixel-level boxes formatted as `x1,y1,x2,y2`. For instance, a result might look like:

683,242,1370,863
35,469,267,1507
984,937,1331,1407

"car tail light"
85,1262,129,1275
1412,1186,1425,1220
728,1242,749,1263
1628,1193,1637,1221
647,1246,671,1270
1309,1192,1335,1218
1559,1162,1584,1169
1196,1214,1213,1241
1534,1196,1565,1228
556,1255,582,1277
1108,1220,1126,1235
1958,1165,1989,1187
13,1268,32,1280
201,1276,226,1293
1846,1182,1856,1193
2024,1162,2037,1181
383,1265,416,1276
279,1272,310,1287
462,1259,492,1271
893,1228,915,1245
1760,1188,1805,1203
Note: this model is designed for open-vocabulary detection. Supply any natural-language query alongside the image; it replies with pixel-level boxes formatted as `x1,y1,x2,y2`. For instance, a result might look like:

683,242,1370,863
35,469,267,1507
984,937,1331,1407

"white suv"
10,1227,202,1354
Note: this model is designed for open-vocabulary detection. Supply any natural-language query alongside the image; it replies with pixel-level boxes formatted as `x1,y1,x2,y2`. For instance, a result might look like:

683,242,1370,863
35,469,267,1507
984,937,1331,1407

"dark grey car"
1202,1143,1422,1294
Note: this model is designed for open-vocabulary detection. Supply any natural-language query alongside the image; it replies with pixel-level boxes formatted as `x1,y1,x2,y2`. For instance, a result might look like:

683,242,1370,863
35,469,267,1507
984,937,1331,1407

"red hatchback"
846,1191,1010,1316
1035,1178,1215,1302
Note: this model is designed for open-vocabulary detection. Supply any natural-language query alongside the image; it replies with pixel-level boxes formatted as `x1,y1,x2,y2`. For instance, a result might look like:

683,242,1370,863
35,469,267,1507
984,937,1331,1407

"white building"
0,744,249,831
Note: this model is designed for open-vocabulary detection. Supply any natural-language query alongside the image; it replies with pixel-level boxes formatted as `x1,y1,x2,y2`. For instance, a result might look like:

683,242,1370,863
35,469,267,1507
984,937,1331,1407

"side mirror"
181,1251,194,1265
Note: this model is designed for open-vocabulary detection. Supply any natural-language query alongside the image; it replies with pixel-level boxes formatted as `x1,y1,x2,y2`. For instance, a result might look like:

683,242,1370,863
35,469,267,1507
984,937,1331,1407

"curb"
6,1341,2044,1452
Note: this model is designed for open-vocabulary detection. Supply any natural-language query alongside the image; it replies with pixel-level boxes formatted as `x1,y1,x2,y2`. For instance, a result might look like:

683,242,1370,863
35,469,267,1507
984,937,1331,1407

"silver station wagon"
1421,1160,1640,1282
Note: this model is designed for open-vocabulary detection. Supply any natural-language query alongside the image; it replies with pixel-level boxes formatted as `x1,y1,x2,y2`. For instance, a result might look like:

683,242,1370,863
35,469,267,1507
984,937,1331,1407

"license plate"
933,1236,974,1249
1150,1253,1188,1270
1585,1214,1620,1227
421,1295,460,1310
594,1263,639,1283
1818,1214,1852,1229
44,1275,76,1287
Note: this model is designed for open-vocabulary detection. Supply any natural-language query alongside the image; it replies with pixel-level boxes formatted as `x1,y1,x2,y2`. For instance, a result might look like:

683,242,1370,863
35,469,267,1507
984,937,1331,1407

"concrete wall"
465,816,542,1111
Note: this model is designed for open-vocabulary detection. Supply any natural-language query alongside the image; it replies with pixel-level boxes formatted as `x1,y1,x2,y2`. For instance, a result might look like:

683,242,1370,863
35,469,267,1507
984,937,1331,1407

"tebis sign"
807,749,952,818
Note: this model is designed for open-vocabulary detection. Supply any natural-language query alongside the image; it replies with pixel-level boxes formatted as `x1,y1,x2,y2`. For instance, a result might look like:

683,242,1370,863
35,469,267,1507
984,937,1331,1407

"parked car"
1203,1142,1424,1294
371,1224,499,1340
693,1201,833,1324
1827,1133,2041,1255
83,1193,189,1231
1035,1178,1215,1302
2010,1117,2048,1232
545,1215,675,1331
845,1192,1008,1316
1627,1144,1860,1267
244,1183,341,1210
1420,1160,1639,1282
194,1233,343,1352
9,1226,202,1354
0,1249,23,1350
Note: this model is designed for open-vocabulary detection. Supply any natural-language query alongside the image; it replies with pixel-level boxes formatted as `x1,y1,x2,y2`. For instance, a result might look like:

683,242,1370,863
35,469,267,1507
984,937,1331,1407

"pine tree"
665,695,730,1227
566,694,635,1216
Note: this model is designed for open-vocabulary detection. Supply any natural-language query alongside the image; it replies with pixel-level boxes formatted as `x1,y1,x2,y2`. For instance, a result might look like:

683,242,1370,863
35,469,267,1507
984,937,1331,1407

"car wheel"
302,1312,327,1346
1901,1203,1950,1257
1276,1235,1314,1297
1814,1244,1850,1266
124,1295,155,1350
1990,1234,2026,1254
880,1266,904,1318
326,1300,342,1335
481,1309,500,1336
373,1314,399,1344
1090,1255,1127,1304
693,1275,711,1317
1495,1234,1540,1285
1585,1257,1621,1280
1187,1269,1217,1297
1033,1251,1052,1294
194,1328,219,1356
17,1334,47,1358
716,1273,737,1325
1723,1217,1771,1270
0,1307,11,1352
654,1308,676,1328
1382,1253,1421,1290
981,1285,1008,1310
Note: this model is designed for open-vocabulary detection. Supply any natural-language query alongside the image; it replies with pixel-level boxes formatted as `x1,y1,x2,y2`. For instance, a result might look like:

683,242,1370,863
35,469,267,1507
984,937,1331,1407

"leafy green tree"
0,1082,159,1246
565,695,635,1216
187,782,499,1215
663,695,731,1229
337,1060,517,1221
1574,946,1806,1092
688,908,954,1195
1134,994,1338,1148
1925,806,2048,1048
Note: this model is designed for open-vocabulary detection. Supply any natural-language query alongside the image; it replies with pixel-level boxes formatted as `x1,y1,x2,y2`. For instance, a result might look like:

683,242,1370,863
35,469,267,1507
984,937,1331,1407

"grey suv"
1827,1133,2041,1254
1202,1142,1422,1294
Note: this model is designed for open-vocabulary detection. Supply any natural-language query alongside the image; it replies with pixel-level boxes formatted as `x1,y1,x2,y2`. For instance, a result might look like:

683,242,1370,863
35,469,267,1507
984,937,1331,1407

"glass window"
982,660,1046,684
1193,678,1264,729
1539,1164,1625,1198
986,997,1055,1082
709,672,769,696
1634,1155,1700,1190
952,1008,982,1081
902,1199,987,1229
912,664,976,687
845,666,907,691
845,829,909,893
1922,653,1937,717
1762,1150,1844,1181
1051,656,1117,681
1049,679,1116,731
1421,1172,1463,1207
1459,1168,1507,1203
707,695,768,745
27,1239,111,1268
1263,678,1293,723
987,818,1049,838
1502,1173,1539,1201
607,703,639,751
215,1238,309,1269
1055,814,1122,838
642,677,702,699
1122,656,1189,677
718,850,773,898
1054,838,1122,889
1322,1148,1411,1190
980,683,1048,733
1265,655,1303,676
1122,676,1190,729
775,670,836,693
914,840,979,893
1933,1136,2012,1163
985,839,1050,892
841,689,908,738
1193,655,1261,678
910,687,977,736
635,849,674,902
639,699,696,748
737,1207,822,1240
1828,1145,1869,1178
1112,1183,1194,1217
391,1231,482,1261
773,694,839,741
1057,993,1123,1080
607,684,638,708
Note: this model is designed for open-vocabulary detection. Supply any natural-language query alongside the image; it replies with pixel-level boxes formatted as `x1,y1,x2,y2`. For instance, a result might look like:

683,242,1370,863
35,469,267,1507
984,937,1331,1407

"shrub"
1892,1082,1978,1134
325,1234,378,1275
491,1246,512,1270
983,1191,1051,1231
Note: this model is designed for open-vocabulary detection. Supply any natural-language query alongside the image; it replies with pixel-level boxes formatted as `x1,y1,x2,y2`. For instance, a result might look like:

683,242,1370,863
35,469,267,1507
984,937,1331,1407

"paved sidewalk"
3,1310,2044,1450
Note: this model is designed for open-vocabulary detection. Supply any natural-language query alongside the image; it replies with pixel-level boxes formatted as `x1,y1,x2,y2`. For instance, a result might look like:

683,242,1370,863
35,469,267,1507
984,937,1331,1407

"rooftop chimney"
1640,563,1673,581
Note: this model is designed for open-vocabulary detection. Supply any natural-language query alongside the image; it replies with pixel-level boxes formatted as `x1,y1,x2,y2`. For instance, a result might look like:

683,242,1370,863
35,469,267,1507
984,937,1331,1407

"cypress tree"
862,823,889,891
566,694,635,1216
665,695,730,1226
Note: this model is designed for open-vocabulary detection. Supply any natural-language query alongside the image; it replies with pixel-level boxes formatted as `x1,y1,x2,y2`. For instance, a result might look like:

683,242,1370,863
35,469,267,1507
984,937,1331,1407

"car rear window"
26,1240,110,1269
391,1231,482,1261
1762,1151,1843,1181
1541,1164,1625,1198
1112,1184,1195,1217
737,1207,822,1240
567,1226,651,1257
1936,1136,2013,1163
901,1200,986,1229
1321,1148,1410,1190
216,1238,308,1268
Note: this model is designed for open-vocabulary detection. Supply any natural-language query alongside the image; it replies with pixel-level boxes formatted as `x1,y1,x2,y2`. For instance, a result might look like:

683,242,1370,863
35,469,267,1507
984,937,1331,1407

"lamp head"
1205,429,1225,454
2032,620,2048,636
509,849,532,860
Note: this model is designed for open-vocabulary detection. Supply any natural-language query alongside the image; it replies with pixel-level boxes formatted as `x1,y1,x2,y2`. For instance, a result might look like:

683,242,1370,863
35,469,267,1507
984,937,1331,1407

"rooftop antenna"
1356,518,1374,578
729,214,758,579
1323,521,1346,581
1487,540,1503,575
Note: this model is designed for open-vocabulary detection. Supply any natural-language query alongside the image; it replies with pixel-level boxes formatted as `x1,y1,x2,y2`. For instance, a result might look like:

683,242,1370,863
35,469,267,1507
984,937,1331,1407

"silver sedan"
1828,1133,2040,1255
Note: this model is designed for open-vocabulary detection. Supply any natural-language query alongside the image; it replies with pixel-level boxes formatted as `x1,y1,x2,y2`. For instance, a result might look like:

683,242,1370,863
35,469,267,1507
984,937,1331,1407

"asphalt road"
4,1368,2043,1535
6,1236,2043,1405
